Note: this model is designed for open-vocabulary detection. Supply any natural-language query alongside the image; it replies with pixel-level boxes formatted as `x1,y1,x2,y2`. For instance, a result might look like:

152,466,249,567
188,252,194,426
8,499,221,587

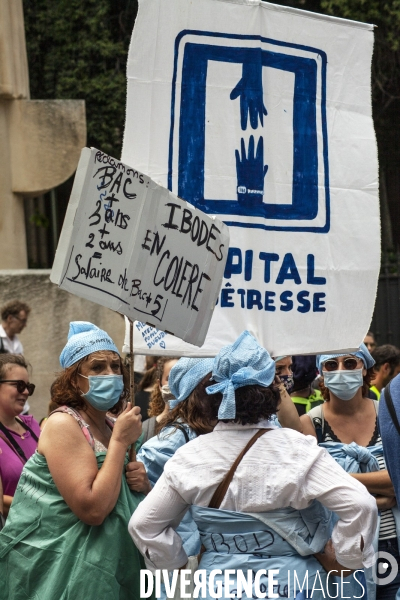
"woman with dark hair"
135,344,303,574
301,345,400,600
0,322,148,600
0,354,39,516
130,332,377,600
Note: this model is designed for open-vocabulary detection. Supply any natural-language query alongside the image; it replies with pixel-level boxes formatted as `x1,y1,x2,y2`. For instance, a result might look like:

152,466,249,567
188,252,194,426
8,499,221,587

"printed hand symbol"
235,136,268,207
230,54,267,130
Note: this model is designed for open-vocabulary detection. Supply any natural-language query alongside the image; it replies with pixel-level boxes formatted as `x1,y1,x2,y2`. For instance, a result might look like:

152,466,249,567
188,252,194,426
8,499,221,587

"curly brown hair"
158,374,281,436
51,353,129,415
1,300,31,321
319,366,375,401
148,357,177,418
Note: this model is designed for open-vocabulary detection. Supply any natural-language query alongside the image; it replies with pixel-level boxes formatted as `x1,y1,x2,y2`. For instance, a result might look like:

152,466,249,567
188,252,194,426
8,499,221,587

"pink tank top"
51,406,114,452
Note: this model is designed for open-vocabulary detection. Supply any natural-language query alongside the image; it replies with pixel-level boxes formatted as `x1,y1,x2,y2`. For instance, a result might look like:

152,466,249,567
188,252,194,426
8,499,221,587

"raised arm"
275,379,304,433
38,404,141,526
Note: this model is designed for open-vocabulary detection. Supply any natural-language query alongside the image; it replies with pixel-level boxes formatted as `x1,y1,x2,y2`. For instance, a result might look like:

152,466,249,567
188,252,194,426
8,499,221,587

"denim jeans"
376,538,400,600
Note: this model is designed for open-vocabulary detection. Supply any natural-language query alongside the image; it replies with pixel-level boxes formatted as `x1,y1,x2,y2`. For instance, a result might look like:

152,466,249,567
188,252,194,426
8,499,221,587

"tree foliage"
321,1,400,124
272,1,400,153
23,0,138,158
23,0,400,167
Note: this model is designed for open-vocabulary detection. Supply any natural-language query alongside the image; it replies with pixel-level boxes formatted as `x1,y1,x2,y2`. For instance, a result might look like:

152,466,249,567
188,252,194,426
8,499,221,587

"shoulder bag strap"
15,417,39,443
170,422,190,443
0,423,28,463
208,428,269,509
312,418,324,444
0,430,26,464
309,404,325,444
383,383,400,437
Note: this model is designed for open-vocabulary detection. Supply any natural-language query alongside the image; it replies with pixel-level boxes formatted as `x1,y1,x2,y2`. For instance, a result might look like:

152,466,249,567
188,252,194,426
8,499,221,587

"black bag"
0,338,9,354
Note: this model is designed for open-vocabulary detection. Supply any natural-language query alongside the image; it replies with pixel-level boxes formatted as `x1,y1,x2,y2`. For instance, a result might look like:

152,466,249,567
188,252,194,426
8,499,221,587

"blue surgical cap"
168,332,276,419
316,342,375,373
206,331,275,420
169,357,214,409
59,321,120,369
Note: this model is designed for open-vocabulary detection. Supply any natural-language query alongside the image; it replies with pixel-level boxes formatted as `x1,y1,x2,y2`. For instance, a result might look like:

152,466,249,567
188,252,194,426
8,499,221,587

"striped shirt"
308,402,396,541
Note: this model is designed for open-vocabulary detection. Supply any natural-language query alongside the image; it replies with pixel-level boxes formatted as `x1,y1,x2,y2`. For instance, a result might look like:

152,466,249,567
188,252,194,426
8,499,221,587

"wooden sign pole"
128,319,136,462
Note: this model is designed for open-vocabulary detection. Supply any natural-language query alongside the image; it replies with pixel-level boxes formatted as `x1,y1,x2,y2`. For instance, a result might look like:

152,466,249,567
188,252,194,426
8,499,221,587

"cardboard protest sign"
122,0,380,357
50,148,229,347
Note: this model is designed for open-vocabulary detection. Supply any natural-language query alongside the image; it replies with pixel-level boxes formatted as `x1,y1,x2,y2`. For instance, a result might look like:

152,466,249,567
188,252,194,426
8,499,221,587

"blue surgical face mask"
79,374,124,410
323,368,364,401
280,374,294,393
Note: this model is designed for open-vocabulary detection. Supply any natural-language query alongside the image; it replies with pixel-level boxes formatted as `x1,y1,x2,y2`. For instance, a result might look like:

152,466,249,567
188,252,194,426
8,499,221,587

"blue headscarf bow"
316,342,375,372
60,321,119,368
206,331,275,420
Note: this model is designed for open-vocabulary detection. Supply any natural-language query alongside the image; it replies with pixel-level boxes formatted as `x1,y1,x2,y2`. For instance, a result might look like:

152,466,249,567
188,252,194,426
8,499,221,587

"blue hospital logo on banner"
168,31,330,233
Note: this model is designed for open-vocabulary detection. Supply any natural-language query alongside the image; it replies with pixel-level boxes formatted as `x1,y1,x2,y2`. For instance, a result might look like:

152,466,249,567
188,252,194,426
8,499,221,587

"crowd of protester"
1,298,400,599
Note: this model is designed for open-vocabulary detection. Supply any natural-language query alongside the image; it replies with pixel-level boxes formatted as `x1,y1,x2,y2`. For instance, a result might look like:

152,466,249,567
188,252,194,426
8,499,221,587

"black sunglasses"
0,380,35,396
323,358,360,372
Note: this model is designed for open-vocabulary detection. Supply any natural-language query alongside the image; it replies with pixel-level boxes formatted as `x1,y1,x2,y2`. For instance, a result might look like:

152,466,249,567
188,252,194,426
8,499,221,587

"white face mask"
323,368,364,401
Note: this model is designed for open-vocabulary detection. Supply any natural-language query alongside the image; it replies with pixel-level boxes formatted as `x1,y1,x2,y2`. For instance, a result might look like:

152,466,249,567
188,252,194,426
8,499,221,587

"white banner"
122,0,380,357
51,148,229,347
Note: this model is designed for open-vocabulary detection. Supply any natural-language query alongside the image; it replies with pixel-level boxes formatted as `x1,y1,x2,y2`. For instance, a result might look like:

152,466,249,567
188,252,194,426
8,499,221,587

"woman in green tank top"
0,321,151,600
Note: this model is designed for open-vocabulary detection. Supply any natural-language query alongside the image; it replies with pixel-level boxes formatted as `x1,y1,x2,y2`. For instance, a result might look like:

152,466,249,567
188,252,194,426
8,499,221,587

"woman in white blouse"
129,332,377,600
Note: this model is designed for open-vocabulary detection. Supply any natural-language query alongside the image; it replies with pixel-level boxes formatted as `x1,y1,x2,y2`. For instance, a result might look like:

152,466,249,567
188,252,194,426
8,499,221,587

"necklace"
8,419,27,438
84,412,110,440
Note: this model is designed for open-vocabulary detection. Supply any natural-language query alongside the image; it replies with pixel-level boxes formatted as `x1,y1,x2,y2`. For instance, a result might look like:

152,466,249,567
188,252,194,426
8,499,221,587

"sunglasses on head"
323,358,360,372
0,380,35,395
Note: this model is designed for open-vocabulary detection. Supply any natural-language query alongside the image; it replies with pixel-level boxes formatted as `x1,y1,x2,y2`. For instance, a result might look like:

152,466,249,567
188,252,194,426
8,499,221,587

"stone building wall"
0,270,125,421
